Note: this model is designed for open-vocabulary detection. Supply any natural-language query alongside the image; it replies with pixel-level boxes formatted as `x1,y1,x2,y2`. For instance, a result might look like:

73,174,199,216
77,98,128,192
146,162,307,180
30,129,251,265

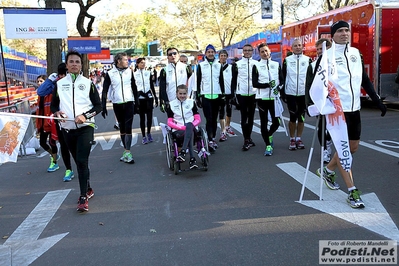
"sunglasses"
168,52,177,56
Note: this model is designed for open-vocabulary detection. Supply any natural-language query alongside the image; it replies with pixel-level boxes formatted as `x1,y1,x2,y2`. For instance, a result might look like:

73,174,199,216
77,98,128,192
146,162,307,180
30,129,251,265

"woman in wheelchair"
167,85,201,169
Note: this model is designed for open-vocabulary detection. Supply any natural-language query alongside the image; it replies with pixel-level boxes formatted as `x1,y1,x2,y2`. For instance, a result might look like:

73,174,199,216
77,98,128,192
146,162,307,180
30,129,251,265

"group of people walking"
35,20,387,212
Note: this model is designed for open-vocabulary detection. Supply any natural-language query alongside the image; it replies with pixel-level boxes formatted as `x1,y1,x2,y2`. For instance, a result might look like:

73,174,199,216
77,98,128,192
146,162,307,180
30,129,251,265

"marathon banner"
2,9,67,39
261,0,273,19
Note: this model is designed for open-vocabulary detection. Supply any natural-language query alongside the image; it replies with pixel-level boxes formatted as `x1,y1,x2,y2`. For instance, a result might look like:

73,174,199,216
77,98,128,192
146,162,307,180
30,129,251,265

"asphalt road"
0,102,398,266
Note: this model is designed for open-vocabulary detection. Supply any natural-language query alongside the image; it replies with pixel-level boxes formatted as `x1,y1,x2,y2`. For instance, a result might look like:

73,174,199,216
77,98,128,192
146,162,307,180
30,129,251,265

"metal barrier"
0,99,36,156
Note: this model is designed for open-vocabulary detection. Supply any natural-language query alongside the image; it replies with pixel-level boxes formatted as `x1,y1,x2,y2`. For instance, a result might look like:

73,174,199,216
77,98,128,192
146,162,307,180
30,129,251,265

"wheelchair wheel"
165,133,174,170
199,127,209,170
174,161,180,175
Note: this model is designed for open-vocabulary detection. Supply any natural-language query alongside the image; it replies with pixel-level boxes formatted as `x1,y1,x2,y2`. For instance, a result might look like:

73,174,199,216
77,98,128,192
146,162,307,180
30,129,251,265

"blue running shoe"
47,157,60,172
264,145,273,156
63,170,74,182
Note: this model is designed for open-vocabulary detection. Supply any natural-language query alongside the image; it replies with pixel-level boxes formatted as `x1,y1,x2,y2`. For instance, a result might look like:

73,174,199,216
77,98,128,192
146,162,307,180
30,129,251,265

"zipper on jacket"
141,70,145,93
267,60,271,98
180,101,185,124
174,64,178,93
72,77,77,128
210,60,213,97
247,59,250,95
296,55,299,96
119,72,125,102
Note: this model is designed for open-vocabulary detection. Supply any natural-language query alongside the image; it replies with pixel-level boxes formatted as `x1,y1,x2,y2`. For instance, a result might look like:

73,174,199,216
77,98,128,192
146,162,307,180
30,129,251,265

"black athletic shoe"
189,157,198,169
242,140,251,151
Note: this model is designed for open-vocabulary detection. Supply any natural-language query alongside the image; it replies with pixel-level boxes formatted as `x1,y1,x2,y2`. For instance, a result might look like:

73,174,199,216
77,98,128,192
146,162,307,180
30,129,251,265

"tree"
324,0,360,11
206,0,261,48
281,0,361,23
159,0,262,51
41,0,101,76
42,0,63,76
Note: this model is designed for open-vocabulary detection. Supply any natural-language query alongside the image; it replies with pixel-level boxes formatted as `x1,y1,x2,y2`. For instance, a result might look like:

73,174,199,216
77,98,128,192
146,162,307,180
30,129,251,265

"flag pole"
319,115,326,200
0,111,96,125
299,115,321,202
0,33,10,106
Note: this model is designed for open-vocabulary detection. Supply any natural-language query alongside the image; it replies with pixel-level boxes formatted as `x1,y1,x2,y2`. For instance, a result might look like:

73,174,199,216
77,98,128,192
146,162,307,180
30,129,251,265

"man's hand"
378,101,387,117
269,80,276,88
101,107,107,119
273,88,279,95
196,96,202,108
154,98,159,108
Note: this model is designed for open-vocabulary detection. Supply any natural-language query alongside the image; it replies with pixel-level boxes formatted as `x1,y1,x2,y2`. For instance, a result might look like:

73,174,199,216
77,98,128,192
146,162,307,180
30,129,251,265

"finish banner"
2,9,68,39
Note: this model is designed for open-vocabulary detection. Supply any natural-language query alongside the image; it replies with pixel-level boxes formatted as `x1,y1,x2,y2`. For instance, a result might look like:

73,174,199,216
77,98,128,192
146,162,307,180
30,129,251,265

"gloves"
101,107,107,119
378,101,387,117
269,80,276,89
273,88,279,95
134,102,140,114
49,73,58,82
196,96,203,108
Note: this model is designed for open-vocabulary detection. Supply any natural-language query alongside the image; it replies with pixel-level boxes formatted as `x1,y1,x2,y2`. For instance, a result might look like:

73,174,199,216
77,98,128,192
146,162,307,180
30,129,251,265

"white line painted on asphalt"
361,141,399,158
277,162,399,242
1,189,70,266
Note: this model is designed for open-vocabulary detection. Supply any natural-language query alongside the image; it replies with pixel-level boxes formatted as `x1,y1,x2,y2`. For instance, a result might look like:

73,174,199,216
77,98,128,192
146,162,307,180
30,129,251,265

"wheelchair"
164,125,210,175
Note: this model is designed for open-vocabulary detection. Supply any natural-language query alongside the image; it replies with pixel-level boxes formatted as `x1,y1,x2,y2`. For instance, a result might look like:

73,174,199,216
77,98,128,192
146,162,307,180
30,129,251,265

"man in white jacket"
282,39,312,151
252,43,283,156
316,20,387,208
101,52,138,164
232,44,258,151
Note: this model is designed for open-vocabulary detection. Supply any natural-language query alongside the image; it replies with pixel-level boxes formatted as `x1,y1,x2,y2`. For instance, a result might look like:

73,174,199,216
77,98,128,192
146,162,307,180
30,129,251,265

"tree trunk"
45,0,63,75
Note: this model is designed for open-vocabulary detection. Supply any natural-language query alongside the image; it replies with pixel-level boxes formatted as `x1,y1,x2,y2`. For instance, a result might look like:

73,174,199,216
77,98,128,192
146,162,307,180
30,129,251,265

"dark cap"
205,44,216,52
331,20,350,37
57,63,67,75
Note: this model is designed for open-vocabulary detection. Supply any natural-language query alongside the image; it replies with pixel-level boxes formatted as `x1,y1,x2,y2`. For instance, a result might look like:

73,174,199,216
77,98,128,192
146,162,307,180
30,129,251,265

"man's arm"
196,64,202,95
219,65,225,94
231,63,238,94
305,64,314,106
360,59,386,116
131,71,138,104
37,79,55,97
159,68,168,102
50,84,60,114
252,64,269,89
83,83,102,119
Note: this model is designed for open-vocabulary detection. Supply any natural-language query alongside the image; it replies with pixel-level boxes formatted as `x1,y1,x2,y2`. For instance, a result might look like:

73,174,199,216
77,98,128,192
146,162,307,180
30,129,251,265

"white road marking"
1,189,70,266
277,162,399,242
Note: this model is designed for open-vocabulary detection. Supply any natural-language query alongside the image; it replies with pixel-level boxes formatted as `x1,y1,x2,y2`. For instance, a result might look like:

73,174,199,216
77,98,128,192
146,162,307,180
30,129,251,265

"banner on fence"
0,114,30,163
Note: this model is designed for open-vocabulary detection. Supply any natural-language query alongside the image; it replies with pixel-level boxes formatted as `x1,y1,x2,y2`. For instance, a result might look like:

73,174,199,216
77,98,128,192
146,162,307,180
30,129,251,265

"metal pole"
0,33,10,106
281,0,284,26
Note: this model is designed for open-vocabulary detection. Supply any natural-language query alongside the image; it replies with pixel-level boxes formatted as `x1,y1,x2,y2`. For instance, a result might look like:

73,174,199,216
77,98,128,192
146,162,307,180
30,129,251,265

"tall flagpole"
0,33,11,106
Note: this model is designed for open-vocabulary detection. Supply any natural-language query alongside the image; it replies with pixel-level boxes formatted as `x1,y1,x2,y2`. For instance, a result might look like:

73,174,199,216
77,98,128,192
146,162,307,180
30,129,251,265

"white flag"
309,41,352,172
309,42,336,116
0,114,30,163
